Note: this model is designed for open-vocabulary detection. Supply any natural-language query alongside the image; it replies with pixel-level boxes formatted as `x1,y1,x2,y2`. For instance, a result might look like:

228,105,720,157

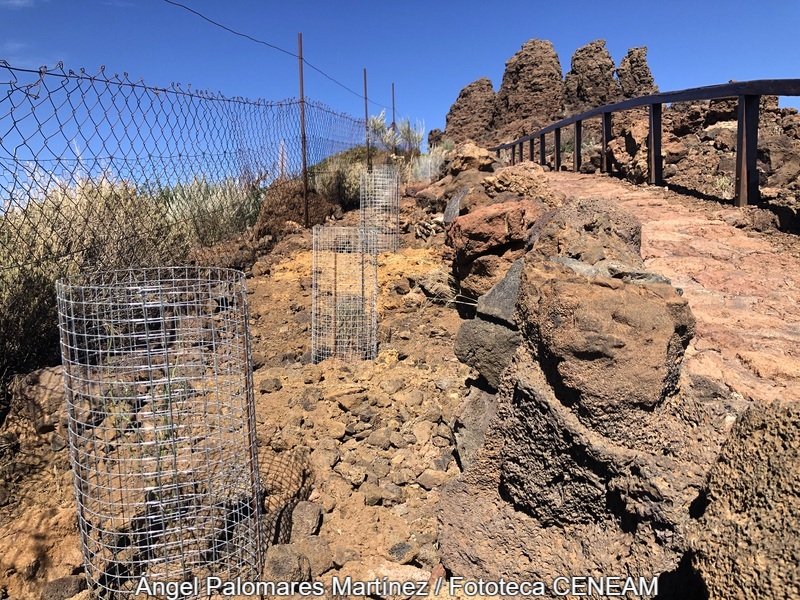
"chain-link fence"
56,266,261,597
0,61,365,388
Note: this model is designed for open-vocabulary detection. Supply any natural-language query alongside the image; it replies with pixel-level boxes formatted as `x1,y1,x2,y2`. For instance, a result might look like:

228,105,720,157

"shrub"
0,176,189,394
309,146,397,210
158,177,263,247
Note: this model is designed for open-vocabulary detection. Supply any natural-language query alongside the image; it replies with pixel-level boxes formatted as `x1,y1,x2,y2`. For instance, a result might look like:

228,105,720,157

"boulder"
443,77,497,146
456,253,520,300
482,162,565,206
606,118,650,183
475,258,524,326
438,200,738,596
415,170,490,213
40,576,86,600
447,142,496,175
564,40,622,114
454,259,525,389
454,318,521,391
446,199,545,266
616,47,658,99
526,197,643,267
516,259,696,440
262,544,312,582
689,401,800,598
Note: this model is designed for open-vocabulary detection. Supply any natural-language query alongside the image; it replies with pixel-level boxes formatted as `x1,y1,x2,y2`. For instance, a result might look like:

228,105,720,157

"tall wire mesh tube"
359,165,400,252
312,226,378,363
56,267,261,597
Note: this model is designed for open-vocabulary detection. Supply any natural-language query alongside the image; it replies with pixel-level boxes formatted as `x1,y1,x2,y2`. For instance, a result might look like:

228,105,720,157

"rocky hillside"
0,145,798,599
437,38,800,229
438,39,657,147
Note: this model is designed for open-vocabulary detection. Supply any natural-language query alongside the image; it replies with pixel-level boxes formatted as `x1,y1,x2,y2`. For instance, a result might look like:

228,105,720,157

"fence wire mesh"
56,266,261,597
0,61,364,380
311,226,378,363
359,165,400,252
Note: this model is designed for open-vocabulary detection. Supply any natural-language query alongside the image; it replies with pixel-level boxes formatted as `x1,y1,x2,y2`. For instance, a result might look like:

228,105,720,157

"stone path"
548,171,800,403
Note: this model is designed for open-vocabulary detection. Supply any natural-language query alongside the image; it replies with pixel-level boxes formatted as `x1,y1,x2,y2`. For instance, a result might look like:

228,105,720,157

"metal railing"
490,79,800,207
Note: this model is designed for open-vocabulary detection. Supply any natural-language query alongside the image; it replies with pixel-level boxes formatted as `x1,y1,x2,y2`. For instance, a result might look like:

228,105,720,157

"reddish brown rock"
446,199,545,266
482,162,564,206
616,46,658,99
493,39,565,141
564,40,622,114
516,260,696,439
526,197,643,267
443,77,496,145
447,142,496,175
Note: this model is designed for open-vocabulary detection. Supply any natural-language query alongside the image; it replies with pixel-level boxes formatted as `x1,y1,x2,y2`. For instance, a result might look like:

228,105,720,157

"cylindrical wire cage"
359,165,400,253
312,226,378,363
55,266,262,597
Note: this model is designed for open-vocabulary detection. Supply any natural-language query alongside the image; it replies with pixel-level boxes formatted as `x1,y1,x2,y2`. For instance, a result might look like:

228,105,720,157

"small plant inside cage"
312,226,378,364
56,267,262,598
359,167,399,253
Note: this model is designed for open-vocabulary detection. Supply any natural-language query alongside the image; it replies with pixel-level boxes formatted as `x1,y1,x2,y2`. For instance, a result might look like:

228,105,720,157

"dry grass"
0,176,190,389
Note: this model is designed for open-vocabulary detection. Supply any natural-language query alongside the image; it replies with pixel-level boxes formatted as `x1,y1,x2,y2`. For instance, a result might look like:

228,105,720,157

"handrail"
488,78,800,207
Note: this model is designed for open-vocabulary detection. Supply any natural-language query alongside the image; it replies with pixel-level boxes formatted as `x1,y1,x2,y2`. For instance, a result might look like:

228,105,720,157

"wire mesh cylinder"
359,165,400,252
56,267,262,597
312,226,378,363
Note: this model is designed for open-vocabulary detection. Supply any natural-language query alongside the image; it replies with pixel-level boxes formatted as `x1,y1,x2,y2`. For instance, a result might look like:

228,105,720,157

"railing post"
554,128,562,172
574,120,582,172
496,148,501,160
510,145,515,165
539,133,546,167
601,112,612,173
518,142,524,164
735,94,760,207
648,103,663,186
529,138,534,163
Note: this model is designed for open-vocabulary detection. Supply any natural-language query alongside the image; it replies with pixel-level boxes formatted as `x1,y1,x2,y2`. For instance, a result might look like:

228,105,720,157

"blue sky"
2,0,800,137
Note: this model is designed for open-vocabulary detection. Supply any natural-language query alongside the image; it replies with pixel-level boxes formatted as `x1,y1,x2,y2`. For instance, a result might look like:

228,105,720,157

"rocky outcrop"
440,199,743,595
443,78,496,146
616,47,658,98
440,160,563,301
689,401,800,598
493,39,565,142
454,260,523,389
564,40,622,114
447,199,544,298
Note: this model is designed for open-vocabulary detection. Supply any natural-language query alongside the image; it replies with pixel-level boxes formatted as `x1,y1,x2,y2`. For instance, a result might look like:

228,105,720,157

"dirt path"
547,171,800,403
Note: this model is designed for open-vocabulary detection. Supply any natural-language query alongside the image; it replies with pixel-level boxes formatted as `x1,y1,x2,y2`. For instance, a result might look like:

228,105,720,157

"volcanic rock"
447,199,545,266
453,259,524,389
493,39,565,141
515,259,696,440
689,401,800,598
447,142,496,175
526,197,643,267
482,162,565,206
564,40,622,114
616,47,658,98
443,77,496,145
